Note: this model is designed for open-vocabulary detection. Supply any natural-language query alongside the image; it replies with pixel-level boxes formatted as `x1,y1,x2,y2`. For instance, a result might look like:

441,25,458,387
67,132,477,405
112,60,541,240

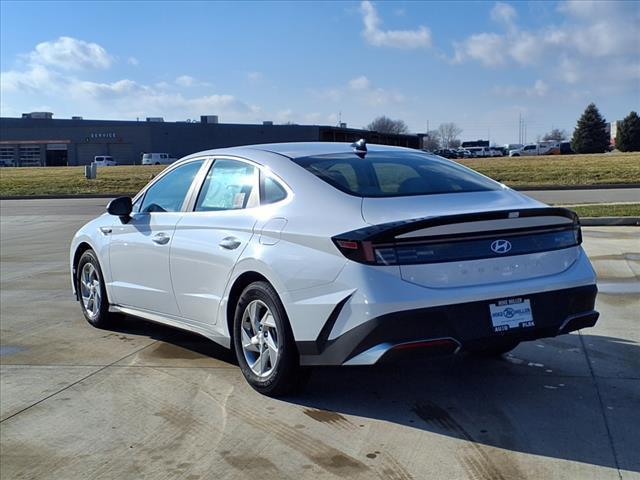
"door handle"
219,236,241,250
152,233,171,245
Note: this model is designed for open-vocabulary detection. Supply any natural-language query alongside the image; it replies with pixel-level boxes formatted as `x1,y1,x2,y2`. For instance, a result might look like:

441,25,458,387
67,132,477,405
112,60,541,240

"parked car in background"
93,156,117,166
142,153,177,165
456,148,472,158
70,141,599,396
466,146,492,158
490,147,506,157
433,149,459,159
504,143,523,153
510,142,561,157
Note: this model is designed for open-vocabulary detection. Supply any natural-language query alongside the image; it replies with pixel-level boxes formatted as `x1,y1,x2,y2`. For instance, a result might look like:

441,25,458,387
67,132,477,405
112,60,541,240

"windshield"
143,154,152,159
293,151,500,197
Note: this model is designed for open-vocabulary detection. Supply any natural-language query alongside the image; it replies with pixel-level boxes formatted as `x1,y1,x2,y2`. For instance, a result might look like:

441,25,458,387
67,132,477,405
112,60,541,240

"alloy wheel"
80,262,101,319
241,299,280,377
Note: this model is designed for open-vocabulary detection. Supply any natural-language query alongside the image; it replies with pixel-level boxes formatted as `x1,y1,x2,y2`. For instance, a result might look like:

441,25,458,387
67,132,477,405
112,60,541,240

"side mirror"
107,196,132,222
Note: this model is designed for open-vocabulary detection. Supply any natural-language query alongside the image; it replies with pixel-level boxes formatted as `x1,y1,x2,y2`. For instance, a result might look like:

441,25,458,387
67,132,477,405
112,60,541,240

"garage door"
108,144,135,165
76,144,106,166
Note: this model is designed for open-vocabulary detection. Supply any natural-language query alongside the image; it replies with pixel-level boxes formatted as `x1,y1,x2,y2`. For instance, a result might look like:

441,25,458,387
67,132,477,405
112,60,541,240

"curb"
580,217,640,226
0,194,130,200
516,184,640,191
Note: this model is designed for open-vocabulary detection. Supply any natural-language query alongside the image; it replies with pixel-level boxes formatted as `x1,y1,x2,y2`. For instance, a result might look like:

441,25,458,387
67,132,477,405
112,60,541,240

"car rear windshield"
292,151,500,197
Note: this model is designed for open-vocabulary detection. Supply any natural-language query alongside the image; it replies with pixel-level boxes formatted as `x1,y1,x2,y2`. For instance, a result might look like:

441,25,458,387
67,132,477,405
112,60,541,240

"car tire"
468,340,520,357
233,281,303,397
76,249,116,329
155,162,160,165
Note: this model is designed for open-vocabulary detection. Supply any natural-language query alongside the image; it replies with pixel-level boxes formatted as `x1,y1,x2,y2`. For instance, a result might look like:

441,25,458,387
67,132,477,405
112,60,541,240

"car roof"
184,141,416,161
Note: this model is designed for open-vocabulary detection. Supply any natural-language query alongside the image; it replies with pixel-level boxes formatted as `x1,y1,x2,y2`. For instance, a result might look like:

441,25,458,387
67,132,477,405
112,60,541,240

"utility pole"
518,113,523,144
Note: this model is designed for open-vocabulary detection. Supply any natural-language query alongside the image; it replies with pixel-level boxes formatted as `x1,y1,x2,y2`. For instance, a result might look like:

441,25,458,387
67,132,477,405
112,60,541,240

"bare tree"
422,130,441,151
542,128,568,141
366,116,409,134
437,122,463,148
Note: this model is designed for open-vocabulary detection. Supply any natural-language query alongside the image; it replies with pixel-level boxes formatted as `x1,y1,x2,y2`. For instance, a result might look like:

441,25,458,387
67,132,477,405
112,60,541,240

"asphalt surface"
1,198,639,480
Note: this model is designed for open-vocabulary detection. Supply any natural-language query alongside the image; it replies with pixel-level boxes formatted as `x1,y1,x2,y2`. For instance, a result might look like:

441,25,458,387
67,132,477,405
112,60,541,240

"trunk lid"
361,189,543,225
335,196,582,289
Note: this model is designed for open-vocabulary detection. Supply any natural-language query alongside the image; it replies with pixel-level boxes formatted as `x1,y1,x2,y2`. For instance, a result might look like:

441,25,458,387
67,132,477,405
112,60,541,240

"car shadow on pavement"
105,316,639,474
288,333,639,474
106,315,238,365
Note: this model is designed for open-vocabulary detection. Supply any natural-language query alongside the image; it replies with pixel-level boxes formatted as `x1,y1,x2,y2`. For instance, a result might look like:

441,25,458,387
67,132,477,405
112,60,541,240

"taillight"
333,239,375,263
333,223,581,266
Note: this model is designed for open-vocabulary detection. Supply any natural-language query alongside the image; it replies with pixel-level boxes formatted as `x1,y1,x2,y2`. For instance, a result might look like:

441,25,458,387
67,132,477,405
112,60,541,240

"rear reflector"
336,240,359,250
393,339,458,351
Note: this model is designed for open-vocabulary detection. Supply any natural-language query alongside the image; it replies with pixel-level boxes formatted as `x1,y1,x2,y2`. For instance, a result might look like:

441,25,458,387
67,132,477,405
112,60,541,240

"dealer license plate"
489,298,534,333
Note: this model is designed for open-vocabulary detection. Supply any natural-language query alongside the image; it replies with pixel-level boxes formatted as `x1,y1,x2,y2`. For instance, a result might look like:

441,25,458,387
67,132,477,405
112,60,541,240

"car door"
170,158,260,325
108,159,206,315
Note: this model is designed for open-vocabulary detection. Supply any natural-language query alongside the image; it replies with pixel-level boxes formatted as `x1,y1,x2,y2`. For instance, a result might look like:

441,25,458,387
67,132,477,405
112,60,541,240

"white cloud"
1,37,260,122
348,75,370,90
29,36,113,70
529,79,549,97
360,1,431,49
492,79,549,98
247,71,263,82
313,76,404,107
491,2,517,29
453,33,505,66
452,0,639,94
175,75,195,87
127,57,139,66
0,64,62,92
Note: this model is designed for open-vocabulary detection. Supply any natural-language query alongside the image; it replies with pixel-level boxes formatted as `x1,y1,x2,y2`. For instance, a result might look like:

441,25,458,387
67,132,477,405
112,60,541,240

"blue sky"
1,0,638,144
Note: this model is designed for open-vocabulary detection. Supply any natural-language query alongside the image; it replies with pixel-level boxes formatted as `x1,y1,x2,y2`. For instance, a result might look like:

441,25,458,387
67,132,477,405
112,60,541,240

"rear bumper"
297,284,598,366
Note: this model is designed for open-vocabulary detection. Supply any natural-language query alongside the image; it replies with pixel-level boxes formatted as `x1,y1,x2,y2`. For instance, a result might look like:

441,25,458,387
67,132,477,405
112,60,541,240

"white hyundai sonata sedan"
71,141,599,396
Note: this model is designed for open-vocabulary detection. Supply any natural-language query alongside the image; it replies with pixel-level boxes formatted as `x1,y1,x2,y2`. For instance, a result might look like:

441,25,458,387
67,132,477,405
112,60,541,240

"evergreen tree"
615,111,640,152
571,103,610,153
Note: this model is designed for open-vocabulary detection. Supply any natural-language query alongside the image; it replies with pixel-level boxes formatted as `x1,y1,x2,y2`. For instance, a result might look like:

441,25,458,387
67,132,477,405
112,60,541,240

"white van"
93,156,117,166
142,153,176,165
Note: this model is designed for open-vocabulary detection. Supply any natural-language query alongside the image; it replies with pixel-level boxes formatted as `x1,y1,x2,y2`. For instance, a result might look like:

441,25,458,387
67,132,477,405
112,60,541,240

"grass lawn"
565,203,640,218
0,165,166,196
0,151,638,197
458,151,640,187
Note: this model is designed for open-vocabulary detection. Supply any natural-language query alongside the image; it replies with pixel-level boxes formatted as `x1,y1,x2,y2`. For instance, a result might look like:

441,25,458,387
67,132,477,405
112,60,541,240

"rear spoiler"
332,208,581,265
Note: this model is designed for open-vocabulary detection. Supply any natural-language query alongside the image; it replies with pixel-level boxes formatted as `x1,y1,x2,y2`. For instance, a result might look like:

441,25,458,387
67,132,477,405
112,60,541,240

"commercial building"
0,113,422,167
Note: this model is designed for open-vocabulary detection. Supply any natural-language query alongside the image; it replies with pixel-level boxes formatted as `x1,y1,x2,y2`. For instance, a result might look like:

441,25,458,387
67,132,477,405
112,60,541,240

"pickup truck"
509,142,561,157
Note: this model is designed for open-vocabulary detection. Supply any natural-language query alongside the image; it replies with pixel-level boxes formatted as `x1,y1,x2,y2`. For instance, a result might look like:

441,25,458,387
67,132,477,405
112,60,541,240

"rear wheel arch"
226,271,271,342
225,271,294,344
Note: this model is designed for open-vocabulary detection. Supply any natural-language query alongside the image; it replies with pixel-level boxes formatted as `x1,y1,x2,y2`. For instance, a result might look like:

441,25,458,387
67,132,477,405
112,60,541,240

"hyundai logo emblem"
491,239,512,254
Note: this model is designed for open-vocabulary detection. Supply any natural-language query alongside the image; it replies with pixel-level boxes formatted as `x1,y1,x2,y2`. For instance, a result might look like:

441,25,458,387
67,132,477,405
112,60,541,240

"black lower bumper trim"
297,284,598,366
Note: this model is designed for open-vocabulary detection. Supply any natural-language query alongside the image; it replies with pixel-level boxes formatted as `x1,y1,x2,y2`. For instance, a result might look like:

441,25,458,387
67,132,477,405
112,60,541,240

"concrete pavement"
1,199,639,479
524,188,639,205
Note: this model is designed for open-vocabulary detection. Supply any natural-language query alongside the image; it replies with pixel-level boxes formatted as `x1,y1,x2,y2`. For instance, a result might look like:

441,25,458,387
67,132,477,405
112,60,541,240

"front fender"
69,214,114,299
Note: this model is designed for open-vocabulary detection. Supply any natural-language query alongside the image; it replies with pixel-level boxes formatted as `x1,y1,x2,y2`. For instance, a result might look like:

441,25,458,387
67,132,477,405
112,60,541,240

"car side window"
261,175,287,204
195,159,258,211
140,160,204,213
